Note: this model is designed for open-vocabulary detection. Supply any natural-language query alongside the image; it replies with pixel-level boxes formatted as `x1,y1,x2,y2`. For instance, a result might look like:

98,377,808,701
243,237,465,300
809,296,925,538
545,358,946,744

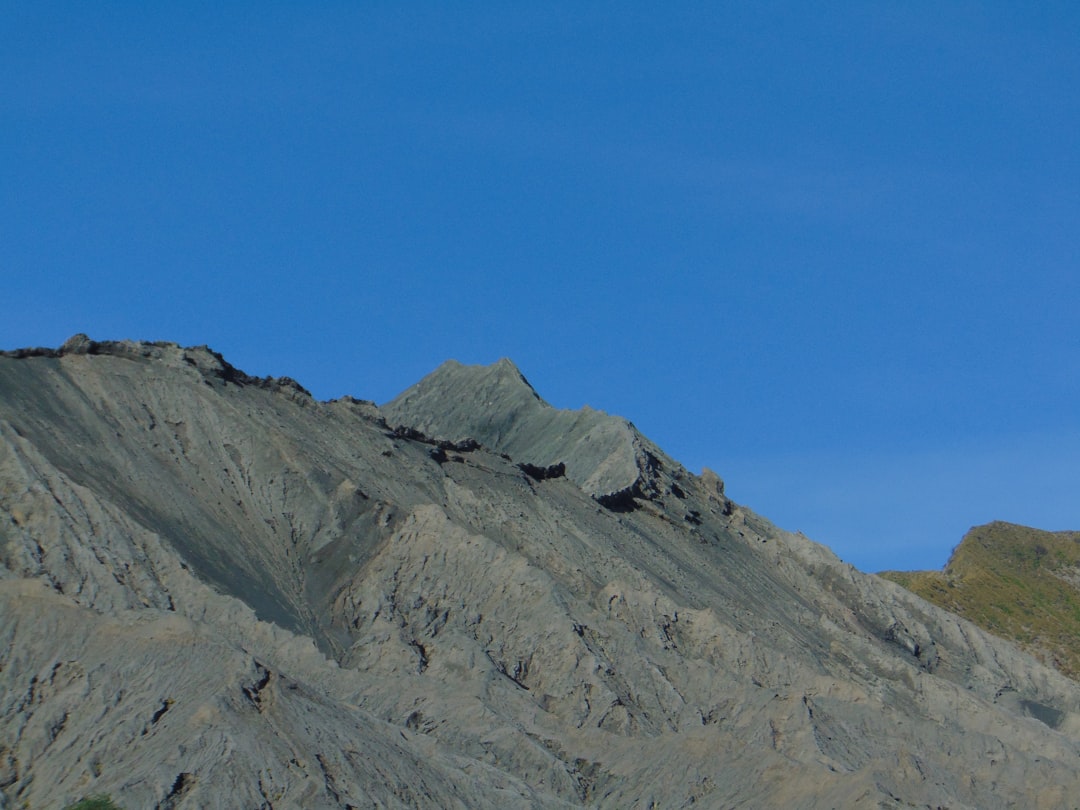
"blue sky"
4,3,1079,572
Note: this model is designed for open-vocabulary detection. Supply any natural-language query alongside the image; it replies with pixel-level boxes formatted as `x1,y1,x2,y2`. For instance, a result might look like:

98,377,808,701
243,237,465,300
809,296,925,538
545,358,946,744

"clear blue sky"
4,3,1079,572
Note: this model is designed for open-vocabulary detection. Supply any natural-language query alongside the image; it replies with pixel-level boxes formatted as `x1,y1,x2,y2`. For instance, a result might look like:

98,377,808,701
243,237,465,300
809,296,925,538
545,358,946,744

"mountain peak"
427,357,544,402
384,359,675,501
383,358,547,440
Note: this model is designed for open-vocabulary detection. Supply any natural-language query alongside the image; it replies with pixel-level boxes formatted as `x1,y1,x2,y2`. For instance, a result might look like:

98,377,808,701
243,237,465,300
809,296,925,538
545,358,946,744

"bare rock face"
383,358,674,505
2,340,1080,808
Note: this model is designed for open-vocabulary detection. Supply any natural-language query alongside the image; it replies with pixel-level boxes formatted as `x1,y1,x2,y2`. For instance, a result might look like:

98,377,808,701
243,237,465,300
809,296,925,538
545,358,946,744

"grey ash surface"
2,337,1079,809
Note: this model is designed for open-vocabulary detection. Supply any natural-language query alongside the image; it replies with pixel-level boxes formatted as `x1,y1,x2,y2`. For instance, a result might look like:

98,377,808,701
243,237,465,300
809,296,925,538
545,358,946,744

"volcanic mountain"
2,336,1079,809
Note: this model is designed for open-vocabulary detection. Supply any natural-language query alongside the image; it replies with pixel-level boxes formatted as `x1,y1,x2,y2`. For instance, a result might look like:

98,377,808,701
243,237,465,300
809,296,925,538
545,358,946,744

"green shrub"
63,796,122,810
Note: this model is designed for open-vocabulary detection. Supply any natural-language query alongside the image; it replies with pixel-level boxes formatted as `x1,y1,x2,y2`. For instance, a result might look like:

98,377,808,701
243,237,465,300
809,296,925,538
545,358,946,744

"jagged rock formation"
383,359,677,507
883,521,1080,680
3,339,1080,809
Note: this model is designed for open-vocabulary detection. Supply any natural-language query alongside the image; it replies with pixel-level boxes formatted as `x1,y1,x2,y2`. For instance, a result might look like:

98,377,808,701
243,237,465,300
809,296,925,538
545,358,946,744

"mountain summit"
2,338,1080,808
383,358,663,502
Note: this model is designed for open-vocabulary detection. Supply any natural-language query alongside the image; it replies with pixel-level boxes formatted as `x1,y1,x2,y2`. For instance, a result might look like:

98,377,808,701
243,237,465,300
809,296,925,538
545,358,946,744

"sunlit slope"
4,337,1080,808
882,521,1080,679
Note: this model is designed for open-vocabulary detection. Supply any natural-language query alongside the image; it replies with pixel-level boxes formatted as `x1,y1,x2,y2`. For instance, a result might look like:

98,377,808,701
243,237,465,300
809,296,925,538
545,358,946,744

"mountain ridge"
383,357,685,510
2,337,1080,808
882,520,1080,680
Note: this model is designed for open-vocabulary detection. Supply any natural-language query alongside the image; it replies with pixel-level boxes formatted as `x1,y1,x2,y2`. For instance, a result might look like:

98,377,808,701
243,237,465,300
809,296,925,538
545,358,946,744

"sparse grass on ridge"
880,521,1080,680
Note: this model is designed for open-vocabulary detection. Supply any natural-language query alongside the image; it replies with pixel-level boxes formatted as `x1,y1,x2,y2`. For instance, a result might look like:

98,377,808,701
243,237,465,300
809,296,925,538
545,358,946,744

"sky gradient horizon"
4,3,1079,572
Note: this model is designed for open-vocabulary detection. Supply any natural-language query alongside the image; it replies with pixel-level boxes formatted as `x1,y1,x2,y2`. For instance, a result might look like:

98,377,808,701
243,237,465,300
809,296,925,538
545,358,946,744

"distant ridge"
882,521,1080,679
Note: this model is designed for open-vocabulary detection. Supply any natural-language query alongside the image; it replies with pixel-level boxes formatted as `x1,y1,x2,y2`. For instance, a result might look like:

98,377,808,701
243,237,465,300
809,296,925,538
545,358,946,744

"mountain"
3,336,1080,809
882,521,1080,680
382,358,671,504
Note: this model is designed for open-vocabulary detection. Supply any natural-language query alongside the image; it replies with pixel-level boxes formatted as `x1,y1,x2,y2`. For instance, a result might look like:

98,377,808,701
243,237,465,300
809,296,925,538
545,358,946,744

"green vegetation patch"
881,521,1080,680
63,796,122,810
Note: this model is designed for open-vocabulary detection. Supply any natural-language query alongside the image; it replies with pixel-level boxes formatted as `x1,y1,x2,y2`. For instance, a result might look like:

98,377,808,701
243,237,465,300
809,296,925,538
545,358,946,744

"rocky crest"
382,358,712,512
2,339,1080,809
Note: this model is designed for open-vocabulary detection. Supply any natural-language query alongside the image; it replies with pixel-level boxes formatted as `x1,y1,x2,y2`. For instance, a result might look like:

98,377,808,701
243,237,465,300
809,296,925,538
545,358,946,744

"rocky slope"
2,336,1080,809
882,521,1080,680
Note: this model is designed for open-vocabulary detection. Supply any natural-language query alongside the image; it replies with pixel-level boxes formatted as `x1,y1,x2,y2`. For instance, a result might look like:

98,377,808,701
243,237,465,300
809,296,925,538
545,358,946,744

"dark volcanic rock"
517,461,567,481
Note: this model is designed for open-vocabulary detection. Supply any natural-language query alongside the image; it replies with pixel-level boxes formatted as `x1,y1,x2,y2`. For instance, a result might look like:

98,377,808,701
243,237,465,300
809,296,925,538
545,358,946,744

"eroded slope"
2,337,1080,809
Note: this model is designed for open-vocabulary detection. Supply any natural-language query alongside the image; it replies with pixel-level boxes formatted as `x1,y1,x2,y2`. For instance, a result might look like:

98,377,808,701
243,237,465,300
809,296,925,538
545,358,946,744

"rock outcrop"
2,340,1080,808
382,358,728,521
